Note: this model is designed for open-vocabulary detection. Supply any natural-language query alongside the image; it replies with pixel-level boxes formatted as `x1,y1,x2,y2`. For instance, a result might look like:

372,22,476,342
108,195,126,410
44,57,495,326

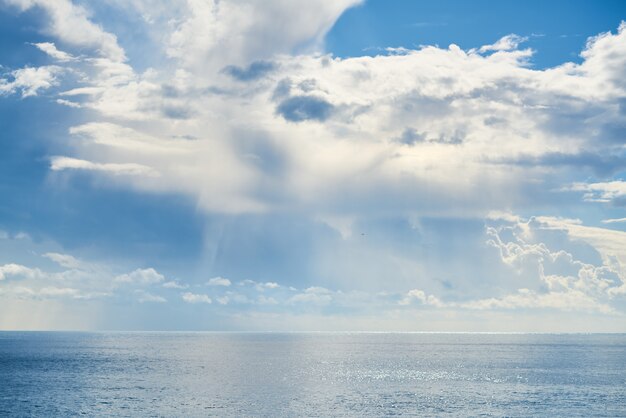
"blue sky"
327,0,626,68
1,0,626,331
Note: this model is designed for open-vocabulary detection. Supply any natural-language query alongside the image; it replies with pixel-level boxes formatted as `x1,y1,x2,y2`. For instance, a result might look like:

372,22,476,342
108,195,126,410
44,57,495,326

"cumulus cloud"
23,19,624,220
207,277,231,287
162,280,188,289
477,34,529,53
181,292,212,304
3,0,126,61
114,268,165,285
0,264,43,280
2,2,626,328
399,289,444,307
482,215,626,311
289,286,333,305
0,242,180,308
166,0,361,71
0,66,60,97
263,282,279,289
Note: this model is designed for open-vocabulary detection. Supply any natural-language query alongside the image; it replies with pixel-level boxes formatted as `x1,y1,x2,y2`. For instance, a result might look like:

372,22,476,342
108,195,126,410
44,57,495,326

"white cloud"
4,0,126,61
477,34,528,53
32,42,74,61
461,288,616,314
483,215,626,312
216,296,229,305
14,232,30,240
534,216,626,268
32,20,626,219
399,289,444,307
567,181,626,203
39,286,79,297
0,264,43,280
42,252,81,269
166,0,361,71
162,280,188,289
602,218,626,224
136,290,167,303
257,295,278,305
289,286,333,305
0,66,60,97
50,156,159,177
263,282,279,289
56,98,81,108
181,292,212,304
114,268,165,285
2,1,626,329
207,277,231,287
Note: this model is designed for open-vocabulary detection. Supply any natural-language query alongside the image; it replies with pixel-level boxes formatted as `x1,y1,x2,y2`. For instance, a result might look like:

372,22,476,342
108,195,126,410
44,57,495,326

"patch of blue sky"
326,0,626,68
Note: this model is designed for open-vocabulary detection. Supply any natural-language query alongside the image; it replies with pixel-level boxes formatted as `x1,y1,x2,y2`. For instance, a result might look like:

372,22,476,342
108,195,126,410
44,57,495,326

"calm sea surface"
0,332,625,417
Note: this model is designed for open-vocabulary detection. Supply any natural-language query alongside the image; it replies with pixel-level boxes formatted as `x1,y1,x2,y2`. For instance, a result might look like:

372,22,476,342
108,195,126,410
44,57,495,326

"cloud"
0,66,60,97
223,61,277,81
602,218,626,224
263,282,279,289
2,1,626,330
207,277,231,287
566,181,626,203
276,95,334,122
181,292,212,304
216,296,230,305
0,264,43,280
32,42,75,61
56,98,81,108
114,268,165,285
4,0,126,61
42,252,81,269
38,286,80,297
166,0,361,71
162,280,188,289
399,289,444,307
27,20,625,220
483,215,626,311
136,290,167,303
460,288,615,314
289,286,333,305
477,34,528,53
50,157,159,177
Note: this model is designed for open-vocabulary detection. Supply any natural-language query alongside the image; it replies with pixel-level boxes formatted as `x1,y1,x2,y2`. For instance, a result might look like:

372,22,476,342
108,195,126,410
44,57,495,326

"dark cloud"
276,95,334,122
223,61,276,81
272,78,292,100
394,128,464,145
396,128,426,145
161,105,191,120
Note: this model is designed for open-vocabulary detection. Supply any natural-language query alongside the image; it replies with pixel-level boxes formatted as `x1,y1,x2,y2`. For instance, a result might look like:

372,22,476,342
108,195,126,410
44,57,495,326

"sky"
1,0,626,331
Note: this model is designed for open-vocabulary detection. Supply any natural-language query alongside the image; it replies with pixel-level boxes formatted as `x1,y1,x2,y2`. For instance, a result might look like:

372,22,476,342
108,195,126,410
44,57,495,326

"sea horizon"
2,332,625,416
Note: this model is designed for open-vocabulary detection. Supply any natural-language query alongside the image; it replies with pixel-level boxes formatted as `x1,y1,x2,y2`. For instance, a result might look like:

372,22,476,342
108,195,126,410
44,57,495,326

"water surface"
1,332,625,416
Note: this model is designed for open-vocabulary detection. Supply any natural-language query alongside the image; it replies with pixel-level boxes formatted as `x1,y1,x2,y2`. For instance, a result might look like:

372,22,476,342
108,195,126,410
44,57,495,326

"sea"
0,332,625,417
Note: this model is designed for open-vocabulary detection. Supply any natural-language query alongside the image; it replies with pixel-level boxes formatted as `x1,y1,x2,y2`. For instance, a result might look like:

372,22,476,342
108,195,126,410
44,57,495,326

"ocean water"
1,333,625,417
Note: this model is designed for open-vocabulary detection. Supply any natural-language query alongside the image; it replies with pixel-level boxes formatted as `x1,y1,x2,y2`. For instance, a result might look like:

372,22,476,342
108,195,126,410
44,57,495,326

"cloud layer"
0,1,625,330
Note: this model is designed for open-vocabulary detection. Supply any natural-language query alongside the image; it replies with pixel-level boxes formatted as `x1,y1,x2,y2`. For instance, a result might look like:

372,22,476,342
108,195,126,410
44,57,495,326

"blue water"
1,333,625,417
